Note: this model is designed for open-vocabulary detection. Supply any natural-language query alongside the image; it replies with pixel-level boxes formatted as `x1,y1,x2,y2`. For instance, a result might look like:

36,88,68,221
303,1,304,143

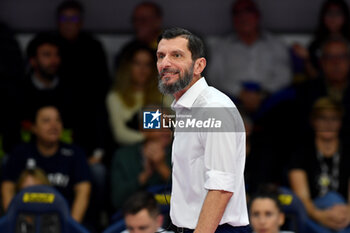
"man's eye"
42,118,50,123
174,54,181,58
266,211,273,217
252,212,259,217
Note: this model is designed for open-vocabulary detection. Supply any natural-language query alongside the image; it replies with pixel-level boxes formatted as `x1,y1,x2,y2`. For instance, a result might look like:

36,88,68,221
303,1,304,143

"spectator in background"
289,98,350,233
16,168,50,190
56,0,110,165
22,32,105,232
293,0,350,79
18,33,73,134
295,36,350,138
107,44,171,146
207,0,291,98
249,189,293,233
115,1,163,70
122,191,173,233
1,106,91,223
110,129,172,210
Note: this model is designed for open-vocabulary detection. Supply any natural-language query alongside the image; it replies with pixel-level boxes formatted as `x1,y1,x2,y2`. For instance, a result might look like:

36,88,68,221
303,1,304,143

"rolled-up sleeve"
204,170,235,192
201,108,246,193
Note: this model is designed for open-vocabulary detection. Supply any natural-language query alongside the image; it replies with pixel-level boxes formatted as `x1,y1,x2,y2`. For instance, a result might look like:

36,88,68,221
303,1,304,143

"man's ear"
29,57,37,68
278,212,285,227
193,58,207,76
31,124,37,135
156,214,163,228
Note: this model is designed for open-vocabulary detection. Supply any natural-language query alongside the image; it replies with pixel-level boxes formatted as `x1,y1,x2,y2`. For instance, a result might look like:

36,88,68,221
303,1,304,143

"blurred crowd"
1,0,350,232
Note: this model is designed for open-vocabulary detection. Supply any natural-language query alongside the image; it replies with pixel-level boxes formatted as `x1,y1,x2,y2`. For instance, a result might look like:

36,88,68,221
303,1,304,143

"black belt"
176,227,193,233
173,224,250,233
170,223,193,233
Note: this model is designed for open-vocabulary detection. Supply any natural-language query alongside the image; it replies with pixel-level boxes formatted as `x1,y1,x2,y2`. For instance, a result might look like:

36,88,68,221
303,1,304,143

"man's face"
58,8,82,41
239,89,263,113
232,0,260,36
31,44,60,80
324,5,345,34
133,5,162,41
313,110,342,140
125,209,161,233
321,41,350,83
33,107,63,144
156,37,195,95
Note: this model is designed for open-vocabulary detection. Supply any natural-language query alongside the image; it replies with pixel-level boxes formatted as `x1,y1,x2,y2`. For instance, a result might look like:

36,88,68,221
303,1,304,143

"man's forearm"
71,182,91,222
194,190,233,233
1,181,16,211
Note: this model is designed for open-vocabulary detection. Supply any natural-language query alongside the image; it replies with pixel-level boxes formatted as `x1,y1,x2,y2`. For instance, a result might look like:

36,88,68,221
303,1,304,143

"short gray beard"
158,65,194,95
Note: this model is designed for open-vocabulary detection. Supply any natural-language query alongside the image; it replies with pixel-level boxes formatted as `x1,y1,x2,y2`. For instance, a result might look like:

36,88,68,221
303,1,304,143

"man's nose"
159,55,172,68
259,217,267,225
49,122,58,129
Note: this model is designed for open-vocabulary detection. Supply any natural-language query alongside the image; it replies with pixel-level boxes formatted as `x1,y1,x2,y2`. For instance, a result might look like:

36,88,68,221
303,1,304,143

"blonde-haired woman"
107,44,171,145
17,168,50,190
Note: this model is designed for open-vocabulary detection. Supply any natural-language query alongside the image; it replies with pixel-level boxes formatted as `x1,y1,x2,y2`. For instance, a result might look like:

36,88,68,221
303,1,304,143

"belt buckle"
178,227,184,233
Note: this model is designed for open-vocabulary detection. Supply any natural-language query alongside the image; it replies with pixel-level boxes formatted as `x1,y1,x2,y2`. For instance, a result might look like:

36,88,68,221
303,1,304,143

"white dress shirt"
170,78,249,229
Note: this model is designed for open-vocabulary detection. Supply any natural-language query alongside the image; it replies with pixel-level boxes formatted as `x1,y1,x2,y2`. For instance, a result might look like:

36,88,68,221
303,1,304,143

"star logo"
143,109,162,129
151,110,162,122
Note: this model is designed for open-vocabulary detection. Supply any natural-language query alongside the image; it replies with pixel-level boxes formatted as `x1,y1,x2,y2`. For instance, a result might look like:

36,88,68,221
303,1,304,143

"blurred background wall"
2,0,350,34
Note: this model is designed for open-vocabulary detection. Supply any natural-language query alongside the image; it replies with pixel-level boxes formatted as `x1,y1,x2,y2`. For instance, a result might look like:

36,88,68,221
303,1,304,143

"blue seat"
0,185,89,233
279,187,307,233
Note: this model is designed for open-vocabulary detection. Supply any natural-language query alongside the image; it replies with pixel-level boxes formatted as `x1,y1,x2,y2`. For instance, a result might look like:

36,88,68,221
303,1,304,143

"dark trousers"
176,224,252,233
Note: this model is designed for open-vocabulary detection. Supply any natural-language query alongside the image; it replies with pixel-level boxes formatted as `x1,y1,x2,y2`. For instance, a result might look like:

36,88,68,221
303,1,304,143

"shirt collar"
171,77,208,110
31,74,59,90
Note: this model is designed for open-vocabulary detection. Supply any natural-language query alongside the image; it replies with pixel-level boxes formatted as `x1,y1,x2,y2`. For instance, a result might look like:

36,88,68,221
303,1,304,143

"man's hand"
138,154,154,186
88,155,102,164
88,149,104,164
317,205,350,231
143,141,171,181
71,182,91,223
292,43,310,60
143,141,166,168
